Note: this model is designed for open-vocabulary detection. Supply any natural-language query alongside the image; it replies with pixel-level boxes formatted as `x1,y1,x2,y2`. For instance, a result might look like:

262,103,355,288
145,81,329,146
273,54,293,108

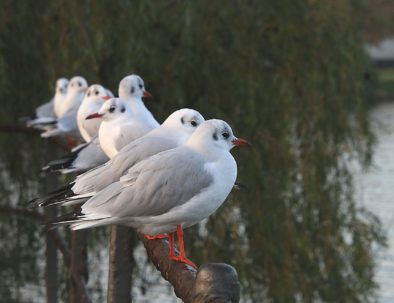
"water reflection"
355,102,394,302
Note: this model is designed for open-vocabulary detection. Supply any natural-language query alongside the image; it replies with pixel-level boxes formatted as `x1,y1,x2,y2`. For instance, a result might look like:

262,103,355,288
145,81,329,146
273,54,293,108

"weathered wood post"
107,226,136,303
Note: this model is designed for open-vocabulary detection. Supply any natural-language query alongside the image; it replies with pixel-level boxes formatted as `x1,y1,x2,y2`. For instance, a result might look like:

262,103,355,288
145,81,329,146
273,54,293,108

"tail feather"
27,117,57,128
44,209,85,231
46,209,115,231
41,128,62,138
70,217,119,230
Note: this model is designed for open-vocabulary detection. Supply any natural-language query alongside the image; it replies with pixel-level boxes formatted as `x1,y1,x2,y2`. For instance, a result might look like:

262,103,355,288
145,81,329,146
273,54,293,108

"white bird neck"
68,89,84,99
125,97,159,127
157,125,190,145
186,140,229,162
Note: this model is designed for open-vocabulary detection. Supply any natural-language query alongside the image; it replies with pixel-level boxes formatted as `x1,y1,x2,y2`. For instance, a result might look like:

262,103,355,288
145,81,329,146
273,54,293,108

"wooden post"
107,226,135,303
70,230,89,303
45,141,58,303
45,207,58,303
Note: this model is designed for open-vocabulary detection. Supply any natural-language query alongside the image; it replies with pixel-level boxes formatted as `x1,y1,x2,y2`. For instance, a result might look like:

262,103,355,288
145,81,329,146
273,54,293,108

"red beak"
232,138,250,147
102,95,112,101
143,90,152,98
85,112,104,120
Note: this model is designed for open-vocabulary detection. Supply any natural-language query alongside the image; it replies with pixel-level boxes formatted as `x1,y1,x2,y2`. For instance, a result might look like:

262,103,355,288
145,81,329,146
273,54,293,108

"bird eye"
222,132,229,139
190,120,198,127
95,90,99,95
139,84,143,89
78,81,82,87
131,87,135,94
109,106,116,113
121,106,126,113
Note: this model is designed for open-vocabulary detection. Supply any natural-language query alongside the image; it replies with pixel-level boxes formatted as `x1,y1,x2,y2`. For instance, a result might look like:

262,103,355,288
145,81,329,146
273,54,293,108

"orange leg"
66,136,77,149
171,225,197,269
143,233,168,240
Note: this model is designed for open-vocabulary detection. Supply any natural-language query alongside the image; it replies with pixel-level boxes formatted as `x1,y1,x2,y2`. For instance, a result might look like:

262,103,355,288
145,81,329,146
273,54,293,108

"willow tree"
0,0,384,302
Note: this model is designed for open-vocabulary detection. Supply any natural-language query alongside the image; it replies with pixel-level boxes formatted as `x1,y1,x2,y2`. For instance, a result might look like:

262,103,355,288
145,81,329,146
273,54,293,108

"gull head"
86,98,131,121
118,74,152,100
56,78,69,95
163,108,205,137
69,76,88,93
85,84,111,101
188,119,250,152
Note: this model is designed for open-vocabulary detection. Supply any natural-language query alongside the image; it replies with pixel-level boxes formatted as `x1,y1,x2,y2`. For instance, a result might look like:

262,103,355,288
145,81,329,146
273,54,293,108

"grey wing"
36,99,55,118
74,136,177,194
58,108,78,132
73,162,110,194
112,136,178,176
81,148,213,218
71,137,109,171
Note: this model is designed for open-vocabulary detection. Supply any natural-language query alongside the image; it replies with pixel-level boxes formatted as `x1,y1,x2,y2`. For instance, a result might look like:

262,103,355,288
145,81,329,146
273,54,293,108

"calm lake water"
354,102,394,303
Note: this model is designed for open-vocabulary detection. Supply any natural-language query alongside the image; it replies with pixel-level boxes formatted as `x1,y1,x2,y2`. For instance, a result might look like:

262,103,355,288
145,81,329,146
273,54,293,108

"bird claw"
144,233,168,240
171,255,198,269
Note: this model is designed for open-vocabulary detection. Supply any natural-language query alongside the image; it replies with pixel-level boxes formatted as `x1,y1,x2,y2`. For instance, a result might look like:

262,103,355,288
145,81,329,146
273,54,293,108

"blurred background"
0,0,393,302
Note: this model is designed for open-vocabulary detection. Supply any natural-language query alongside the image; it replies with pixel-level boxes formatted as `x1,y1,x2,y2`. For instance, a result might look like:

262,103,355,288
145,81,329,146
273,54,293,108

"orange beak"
86,112,104,120
143,90,152,98
232,138,250,147
102,95,112,101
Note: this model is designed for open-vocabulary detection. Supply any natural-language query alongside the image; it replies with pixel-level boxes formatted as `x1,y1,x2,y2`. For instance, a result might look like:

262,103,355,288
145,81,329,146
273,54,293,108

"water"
354,102,394,302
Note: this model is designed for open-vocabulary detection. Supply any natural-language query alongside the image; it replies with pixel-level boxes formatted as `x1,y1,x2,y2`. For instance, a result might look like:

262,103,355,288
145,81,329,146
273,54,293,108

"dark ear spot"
212,132,218,141
121,106,126,113
181,117,185,124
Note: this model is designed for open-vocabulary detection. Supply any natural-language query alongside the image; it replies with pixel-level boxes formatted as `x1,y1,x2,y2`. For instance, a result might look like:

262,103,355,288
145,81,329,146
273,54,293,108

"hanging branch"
0,123,39,134
0,206,92,303
0,123,72,150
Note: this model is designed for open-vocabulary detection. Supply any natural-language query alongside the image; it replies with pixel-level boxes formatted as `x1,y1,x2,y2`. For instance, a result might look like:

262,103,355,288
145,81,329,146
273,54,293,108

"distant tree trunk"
107,226,135,303
45,207,58,303
45,142,58,303
70,230,89,303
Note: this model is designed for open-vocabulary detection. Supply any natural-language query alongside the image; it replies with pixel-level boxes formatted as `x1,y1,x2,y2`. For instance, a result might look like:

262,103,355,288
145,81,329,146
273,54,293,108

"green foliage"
0,0,384,302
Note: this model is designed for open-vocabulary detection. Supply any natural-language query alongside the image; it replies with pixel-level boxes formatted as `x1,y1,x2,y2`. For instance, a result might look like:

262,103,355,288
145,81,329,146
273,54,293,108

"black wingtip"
45,209,83,227
42,144,88,172
27,183,76,208
27,198,42,209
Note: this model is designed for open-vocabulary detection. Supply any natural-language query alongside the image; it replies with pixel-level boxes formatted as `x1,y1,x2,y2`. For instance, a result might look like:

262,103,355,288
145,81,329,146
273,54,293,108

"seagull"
40,76,88,138
57,76,88,118
77,84,112,143
25,78,69,128
47,119,249,268
86,98,157,158
118,74,159,128
31,108,205,206
41,75,156,173
54,78,70,118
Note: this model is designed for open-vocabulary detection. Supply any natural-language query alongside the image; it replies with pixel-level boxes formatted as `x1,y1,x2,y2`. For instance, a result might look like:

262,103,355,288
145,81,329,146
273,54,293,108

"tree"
0,0,385,302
